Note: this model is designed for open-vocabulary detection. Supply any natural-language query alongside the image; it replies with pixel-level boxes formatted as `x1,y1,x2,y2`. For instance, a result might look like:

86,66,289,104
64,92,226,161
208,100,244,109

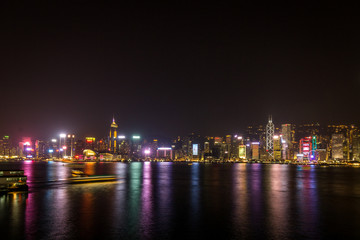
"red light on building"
299,136,312,160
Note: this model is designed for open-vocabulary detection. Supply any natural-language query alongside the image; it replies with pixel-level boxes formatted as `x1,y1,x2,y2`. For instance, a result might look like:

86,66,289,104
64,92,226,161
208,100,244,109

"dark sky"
1,1,359,139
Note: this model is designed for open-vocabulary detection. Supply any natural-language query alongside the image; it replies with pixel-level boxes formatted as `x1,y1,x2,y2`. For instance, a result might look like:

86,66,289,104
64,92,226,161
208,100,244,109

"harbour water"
1,162,360,239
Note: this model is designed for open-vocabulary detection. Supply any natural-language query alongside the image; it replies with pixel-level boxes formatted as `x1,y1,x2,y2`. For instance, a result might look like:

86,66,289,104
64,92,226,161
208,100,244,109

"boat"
71,169,87,177
301,165,311,170
68,175,117,184
0,170,28,192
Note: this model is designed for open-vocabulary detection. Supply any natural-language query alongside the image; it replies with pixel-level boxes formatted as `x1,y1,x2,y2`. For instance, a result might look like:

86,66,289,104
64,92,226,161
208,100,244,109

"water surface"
1,162,360,239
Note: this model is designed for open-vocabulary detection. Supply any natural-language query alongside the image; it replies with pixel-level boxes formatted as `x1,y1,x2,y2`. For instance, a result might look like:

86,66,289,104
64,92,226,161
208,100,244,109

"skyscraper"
273,135,281,161
266,116,274,159
332,134,344,160
109,116,118,153
281,124,294,160
299,136,312,161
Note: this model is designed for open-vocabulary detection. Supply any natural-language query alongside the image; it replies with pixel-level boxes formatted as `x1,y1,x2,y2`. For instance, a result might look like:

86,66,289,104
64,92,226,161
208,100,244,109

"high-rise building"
273,135,281,161
352,134,360,160
251,142,260,160
281,124,294,160
65,134,75,157
332,134,345,160
239,145,246,160
266,116,274,159
85,137,96,150
0,136,10,157
311,136,317,161
299,136,312,161
109,117,118,153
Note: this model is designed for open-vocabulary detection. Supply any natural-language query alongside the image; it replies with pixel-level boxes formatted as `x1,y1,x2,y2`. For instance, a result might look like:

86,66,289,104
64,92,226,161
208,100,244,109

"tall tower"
109,116,118,153
266,115,274,159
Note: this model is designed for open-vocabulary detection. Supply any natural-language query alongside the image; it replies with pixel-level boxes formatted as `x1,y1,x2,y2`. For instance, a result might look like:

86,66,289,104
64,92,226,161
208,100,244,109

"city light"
118,135,126,139
59,133,66,138
158,147,171,150
144,149,151,154
62,146,67,150
132,136,140,139
237,136,243,140
48,149,54,153
51,139,57,143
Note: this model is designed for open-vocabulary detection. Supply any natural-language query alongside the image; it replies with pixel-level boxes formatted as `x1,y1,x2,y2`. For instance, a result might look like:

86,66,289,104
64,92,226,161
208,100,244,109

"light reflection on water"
1,162,360,239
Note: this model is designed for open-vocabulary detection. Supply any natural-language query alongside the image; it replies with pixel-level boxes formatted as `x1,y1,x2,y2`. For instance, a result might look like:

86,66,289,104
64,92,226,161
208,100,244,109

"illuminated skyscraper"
281,124,294,160
65,134,75,157
109,117,118,153
266,116,274,159
273,135,281,160
332,134,344,160
299,136,312,161
251,142,260,159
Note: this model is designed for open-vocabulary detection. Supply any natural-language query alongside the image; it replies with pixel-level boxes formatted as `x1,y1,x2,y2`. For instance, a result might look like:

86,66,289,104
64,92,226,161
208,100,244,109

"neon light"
26,147,32,151
144,149,151,154
132,136,140,139
192,144,198,155
251,142,260,145
118,135,126,139
158,147,171,150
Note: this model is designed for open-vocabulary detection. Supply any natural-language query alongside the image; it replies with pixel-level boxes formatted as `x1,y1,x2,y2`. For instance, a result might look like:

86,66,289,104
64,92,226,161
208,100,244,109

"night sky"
1,2,359,139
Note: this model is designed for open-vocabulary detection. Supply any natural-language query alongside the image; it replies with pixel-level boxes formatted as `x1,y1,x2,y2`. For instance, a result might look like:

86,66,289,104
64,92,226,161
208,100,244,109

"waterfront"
1,162,360,239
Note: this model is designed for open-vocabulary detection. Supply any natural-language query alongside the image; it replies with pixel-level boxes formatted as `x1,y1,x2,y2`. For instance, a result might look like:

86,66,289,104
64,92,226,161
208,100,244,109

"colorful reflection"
232,163,249,238
156,162,173,231
127,162,142,238
140,162,153,239
296,166,320,238
267,164,290,239
0,192,27,239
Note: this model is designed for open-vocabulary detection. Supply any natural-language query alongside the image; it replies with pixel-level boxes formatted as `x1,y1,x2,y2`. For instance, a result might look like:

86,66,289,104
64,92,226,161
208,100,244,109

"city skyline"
2,115,360,163
1,115,360,140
